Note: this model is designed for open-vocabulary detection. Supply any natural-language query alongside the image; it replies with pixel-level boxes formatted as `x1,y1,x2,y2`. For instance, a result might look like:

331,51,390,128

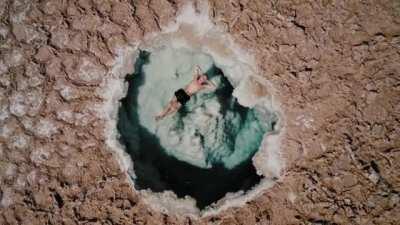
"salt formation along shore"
103,3,284,216
1,0,399,224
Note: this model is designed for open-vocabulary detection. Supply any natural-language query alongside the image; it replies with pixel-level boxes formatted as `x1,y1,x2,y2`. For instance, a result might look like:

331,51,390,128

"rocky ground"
0,0,399,224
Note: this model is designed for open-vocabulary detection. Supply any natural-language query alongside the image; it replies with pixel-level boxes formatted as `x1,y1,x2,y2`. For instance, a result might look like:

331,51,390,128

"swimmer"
155,65,216,121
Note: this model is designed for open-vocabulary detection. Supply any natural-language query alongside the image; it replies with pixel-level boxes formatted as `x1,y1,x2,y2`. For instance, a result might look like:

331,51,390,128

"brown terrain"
0,0,399,224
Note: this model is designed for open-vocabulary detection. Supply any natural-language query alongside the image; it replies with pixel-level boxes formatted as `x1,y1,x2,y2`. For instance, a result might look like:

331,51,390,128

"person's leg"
164,101,181,117
156,103,179,120
155,102,173,120
155,97,180,120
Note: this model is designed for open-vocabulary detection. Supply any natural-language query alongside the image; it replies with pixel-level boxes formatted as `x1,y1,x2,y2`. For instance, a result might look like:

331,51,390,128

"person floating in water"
155,66,216,121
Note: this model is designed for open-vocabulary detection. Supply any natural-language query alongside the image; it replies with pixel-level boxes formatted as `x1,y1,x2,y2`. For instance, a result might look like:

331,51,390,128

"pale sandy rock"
98,20,124,39
11,24,45,44
0,25,9,39
367,169,380,184
111,2,135,26
0,188,15,208
13,73,27,92
135,3,161,32
49,29,85,51
59,85,80,101
67,31,88,51
41,0,62,15
3,153,26,170
81,162,105,184
50,28,70,49
19,118,34,135
2,209,17,225
60,54,76,73
34,46,54,63
78,200,108,220
124,21,143,42
71,14,102,32
7,133,30,150
13,175,27,191
41,15,65,32
0,88,6,102
79,137,98,151
73,110,94,127
9,89,44,117
33,188,54,210
149,0,176,28
0,60,8,75
0,0,6,17
30,147,51,166
26,170,38,186
56,144,76,158
66,2,80,16
33,118,58,138
9,0,30,24
93,0,112,16
0,162,17,180
106,34,126,54
0,121,16,139
0,102,10,122
90,184,115,201
0,144,4,159
77,0,93,11
28,75,45,88
56,108,75,124
62,162,82,184
45,57,62,78
4,49,25,67
16,208,41,225
88,35,114,66
0,76,10,89
37,175,50,188
107,206,128,224
66,56,106,85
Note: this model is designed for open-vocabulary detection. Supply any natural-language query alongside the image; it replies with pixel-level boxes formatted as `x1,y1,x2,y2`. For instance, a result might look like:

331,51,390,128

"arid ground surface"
1,0,400,224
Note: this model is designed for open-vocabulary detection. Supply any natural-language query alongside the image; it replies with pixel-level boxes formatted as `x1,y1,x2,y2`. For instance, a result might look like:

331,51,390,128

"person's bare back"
155,66,216,121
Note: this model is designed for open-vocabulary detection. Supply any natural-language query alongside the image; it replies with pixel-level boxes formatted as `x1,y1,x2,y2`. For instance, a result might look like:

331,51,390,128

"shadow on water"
117,50,263,209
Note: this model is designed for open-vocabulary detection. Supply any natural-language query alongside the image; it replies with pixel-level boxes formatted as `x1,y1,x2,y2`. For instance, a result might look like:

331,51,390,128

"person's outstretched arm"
194,65,202,80
195,65,202,75
204,80,217,90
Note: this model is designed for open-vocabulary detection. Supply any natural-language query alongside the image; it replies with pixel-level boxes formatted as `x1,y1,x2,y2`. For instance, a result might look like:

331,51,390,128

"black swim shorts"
174,89,190,105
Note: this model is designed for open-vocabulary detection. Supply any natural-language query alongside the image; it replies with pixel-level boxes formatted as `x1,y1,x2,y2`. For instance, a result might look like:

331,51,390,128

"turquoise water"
117,47,278,208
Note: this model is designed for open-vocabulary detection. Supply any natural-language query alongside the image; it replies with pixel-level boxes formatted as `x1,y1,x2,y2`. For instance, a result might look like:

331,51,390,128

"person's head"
198,74,208,84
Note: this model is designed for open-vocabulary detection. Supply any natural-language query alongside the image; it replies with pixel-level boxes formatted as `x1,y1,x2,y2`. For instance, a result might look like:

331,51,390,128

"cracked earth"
0,0,399,224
